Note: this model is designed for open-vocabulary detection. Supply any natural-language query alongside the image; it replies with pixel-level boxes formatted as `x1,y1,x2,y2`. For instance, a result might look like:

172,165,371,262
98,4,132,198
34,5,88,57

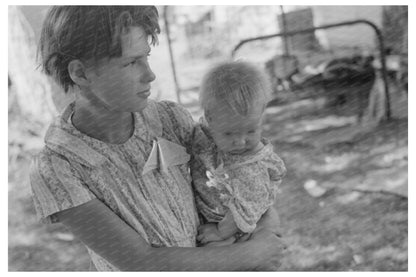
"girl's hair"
200,60,272,117
39,6,160,92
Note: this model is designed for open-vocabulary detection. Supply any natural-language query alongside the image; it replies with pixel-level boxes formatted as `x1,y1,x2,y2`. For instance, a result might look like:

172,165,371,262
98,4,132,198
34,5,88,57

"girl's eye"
224,132,232,136
124,60,137,67
125,54,150,67
248,130,256,134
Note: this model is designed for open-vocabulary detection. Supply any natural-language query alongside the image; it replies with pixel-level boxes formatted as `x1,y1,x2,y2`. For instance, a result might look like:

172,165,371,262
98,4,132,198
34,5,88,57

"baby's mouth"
228,149,247,155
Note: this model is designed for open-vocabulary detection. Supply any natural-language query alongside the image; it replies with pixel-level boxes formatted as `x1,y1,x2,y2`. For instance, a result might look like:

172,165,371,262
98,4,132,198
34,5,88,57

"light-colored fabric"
30,100,199,271
191,122,286,233
142,137,190,175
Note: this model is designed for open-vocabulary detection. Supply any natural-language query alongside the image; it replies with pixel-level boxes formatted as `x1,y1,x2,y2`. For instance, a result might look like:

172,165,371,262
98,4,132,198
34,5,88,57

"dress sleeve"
30,148,96,224
262,152,287,190
222,158,285,233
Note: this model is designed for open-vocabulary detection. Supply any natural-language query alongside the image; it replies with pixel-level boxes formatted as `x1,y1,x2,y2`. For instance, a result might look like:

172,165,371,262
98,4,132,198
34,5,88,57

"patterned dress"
30,100,199,271
191,121,286,233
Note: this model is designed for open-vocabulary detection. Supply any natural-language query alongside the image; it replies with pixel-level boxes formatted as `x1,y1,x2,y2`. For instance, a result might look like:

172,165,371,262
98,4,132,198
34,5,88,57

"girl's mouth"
137,89,151,98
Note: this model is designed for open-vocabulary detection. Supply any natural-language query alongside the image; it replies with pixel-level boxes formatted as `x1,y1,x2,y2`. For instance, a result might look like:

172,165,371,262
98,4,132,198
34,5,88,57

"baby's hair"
200,60,271,117
39,6,160,92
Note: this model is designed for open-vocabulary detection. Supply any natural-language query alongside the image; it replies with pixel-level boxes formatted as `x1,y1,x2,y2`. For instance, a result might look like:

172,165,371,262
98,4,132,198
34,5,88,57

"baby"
191,61,287,244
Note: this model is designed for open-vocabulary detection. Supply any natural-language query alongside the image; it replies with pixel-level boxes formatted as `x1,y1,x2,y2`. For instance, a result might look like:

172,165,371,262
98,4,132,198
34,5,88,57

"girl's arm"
55,198,285,271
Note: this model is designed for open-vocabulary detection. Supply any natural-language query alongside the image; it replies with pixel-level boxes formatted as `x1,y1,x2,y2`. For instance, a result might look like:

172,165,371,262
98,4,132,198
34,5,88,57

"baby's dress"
191,122,286,233
30,100,199,271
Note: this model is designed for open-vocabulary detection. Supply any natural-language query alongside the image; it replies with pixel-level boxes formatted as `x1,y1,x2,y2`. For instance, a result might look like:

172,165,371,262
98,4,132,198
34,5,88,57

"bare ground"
8,97,408,271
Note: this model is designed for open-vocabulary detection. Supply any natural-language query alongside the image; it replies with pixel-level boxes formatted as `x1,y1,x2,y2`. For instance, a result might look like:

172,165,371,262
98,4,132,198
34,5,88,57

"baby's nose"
233,137,246,147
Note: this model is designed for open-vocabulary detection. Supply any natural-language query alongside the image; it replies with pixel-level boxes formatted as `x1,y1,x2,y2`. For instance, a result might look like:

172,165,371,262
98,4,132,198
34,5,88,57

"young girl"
29,6,286,271
191,61,287,244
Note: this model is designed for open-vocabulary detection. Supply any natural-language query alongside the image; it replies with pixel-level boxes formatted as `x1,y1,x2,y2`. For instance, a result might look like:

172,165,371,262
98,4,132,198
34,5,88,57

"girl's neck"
71,97,134,144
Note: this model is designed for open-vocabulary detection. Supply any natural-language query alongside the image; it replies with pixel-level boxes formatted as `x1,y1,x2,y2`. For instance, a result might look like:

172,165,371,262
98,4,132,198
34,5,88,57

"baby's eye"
224,132,232,136
248,130,256,134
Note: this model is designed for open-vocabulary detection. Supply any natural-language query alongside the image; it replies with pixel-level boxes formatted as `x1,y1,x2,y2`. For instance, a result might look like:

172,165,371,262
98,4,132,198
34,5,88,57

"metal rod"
163,6,181,104
231,19,391,119
279,5,290,56
371,22,391,119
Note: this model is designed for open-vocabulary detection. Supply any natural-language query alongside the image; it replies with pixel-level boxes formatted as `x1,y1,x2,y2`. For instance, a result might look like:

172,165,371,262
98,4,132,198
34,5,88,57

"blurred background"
8,5,408,271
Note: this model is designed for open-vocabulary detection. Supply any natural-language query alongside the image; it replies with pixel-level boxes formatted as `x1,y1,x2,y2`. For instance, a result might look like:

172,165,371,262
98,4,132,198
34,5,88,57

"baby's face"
207,105,264,155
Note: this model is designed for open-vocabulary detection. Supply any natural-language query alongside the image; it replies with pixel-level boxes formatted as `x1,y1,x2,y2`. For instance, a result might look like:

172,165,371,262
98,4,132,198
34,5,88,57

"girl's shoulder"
146,100,195,146
32,146,64,176
154,100,194,125
30,145,97,224
31,147,79,202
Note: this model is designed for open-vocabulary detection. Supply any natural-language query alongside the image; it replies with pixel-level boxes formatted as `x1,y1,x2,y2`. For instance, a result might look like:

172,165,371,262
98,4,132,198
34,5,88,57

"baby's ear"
68,60,89,86
204,110,212,122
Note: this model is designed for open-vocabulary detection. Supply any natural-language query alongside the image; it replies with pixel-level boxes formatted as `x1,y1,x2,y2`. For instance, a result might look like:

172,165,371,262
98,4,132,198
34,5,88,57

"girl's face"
207,103,264,155
84,26,156,112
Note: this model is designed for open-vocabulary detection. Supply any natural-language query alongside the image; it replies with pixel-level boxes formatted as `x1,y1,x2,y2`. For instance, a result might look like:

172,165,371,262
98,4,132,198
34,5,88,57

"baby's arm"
219,153,286,236
197,211,239,244
198,205,286,246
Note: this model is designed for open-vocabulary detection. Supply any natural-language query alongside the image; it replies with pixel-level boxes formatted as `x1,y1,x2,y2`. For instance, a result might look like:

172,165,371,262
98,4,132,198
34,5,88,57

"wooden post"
163,6,182,104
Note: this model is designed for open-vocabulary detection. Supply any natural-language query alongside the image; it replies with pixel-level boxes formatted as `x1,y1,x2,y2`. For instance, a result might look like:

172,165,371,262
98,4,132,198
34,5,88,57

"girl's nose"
141,63,156,83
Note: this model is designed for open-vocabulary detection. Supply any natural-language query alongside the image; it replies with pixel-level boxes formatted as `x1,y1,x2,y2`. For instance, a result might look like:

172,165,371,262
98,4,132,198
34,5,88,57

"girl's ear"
68,60,89,87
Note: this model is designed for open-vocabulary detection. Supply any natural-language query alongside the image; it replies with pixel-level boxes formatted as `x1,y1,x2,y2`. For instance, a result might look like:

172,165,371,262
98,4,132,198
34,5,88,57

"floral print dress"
30,100,199,271
191,122,286,233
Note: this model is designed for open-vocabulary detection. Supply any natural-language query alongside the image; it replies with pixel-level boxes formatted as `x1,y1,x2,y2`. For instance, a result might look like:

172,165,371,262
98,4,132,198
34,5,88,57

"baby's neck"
223,141,264,156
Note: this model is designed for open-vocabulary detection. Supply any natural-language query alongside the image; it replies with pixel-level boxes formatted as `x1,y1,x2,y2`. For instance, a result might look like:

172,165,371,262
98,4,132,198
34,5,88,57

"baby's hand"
197,223,224,244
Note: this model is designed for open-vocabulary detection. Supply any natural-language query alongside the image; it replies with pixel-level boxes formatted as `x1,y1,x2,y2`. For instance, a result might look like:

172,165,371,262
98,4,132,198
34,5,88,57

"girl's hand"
247,228,287,271
256,207,284,238
197,223,224,244
235,232,251,242
205,228,287,270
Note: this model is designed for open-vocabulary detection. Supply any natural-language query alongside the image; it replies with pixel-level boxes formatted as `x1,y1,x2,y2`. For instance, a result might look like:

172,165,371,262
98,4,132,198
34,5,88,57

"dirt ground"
266,100,408,270
8,93,408,271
